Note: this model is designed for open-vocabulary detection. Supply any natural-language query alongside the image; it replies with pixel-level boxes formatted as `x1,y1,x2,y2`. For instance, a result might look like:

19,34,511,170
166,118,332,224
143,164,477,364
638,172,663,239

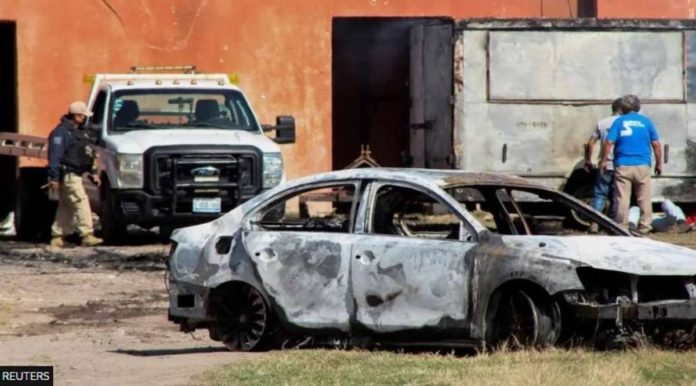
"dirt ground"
0,231,694,386
0,236,258,386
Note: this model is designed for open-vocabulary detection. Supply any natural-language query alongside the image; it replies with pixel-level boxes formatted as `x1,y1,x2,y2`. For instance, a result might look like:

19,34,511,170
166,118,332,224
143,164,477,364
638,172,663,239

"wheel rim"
217,285,268,351
497,291,539,348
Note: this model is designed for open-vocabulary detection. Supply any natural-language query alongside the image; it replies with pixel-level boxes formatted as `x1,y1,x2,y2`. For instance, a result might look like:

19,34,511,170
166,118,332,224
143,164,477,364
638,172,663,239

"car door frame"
240,178,366,333
349,178,480,339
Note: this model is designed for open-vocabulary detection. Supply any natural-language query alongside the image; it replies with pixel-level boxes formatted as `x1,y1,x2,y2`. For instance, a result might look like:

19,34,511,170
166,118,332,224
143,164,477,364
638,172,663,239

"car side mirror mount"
478,230,500,244
87,123,103,143
265,115,295,144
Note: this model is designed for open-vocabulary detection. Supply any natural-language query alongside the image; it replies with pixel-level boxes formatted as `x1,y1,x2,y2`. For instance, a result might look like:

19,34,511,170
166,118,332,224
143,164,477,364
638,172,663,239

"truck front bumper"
110,189,266,227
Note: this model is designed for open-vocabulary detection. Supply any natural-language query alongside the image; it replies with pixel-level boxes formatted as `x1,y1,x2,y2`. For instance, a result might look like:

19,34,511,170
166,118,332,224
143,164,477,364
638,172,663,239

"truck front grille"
145,146,261,214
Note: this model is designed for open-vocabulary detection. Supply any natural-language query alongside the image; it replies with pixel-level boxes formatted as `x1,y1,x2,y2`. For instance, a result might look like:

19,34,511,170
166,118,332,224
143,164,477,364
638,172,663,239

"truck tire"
15,167,56,241
0,190,12,223
100,181,127,245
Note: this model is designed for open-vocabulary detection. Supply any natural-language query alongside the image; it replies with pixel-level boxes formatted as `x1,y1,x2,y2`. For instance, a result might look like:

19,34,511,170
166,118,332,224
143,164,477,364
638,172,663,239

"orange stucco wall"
597,0,696,18
1,0,695,176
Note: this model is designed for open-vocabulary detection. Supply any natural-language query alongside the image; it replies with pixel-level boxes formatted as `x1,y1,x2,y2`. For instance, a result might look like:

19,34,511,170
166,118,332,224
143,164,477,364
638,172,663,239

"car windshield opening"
447,185,622,236
109,89,260,133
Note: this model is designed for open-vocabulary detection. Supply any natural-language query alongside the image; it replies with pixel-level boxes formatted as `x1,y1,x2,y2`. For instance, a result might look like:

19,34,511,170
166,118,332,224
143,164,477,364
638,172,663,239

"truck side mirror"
272,116,295,144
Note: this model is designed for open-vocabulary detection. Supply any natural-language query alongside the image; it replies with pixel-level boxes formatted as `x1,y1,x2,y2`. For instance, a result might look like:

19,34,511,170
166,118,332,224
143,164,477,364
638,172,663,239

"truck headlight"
115,153,143,189
262,153,283,188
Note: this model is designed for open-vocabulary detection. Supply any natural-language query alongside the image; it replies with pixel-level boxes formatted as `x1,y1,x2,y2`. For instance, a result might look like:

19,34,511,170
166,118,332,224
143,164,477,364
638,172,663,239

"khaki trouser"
614,165,652,233
51,173,94,237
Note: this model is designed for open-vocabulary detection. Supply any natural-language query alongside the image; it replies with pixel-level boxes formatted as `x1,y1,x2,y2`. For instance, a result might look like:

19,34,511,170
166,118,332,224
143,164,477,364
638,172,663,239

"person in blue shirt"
599,95,662,234
584,98,622,218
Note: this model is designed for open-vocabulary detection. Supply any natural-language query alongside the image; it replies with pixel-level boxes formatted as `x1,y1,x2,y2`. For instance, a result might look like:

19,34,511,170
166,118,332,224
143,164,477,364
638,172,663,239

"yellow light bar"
83,74,96,85
228,73,239,85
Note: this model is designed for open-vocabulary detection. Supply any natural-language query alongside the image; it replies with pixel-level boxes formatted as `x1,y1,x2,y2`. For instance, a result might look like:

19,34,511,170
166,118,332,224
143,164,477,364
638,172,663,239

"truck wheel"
0,190,12,224
15,168,56,241
100,182,127,245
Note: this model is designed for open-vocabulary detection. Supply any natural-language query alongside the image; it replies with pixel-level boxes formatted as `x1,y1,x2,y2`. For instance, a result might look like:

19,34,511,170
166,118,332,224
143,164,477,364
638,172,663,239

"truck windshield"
109,89,260,132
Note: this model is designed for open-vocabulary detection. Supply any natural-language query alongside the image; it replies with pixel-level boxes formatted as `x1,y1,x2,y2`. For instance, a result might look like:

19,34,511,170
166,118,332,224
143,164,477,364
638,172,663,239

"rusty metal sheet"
488,31,684,101
0,132,48,159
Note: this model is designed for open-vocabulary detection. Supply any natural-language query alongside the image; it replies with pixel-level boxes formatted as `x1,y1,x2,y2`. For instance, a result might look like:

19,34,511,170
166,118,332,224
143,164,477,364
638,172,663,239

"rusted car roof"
290,168,537,189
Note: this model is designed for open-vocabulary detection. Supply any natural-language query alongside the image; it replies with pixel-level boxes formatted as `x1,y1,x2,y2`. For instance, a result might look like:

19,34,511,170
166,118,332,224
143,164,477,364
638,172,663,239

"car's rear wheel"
487,288,560,349
214,284,271,351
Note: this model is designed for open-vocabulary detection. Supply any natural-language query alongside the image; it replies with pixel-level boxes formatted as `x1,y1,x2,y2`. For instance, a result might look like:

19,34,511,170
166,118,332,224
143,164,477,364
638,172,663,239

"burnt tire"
212,283,273,352
15,167,56,241
487,288,560,350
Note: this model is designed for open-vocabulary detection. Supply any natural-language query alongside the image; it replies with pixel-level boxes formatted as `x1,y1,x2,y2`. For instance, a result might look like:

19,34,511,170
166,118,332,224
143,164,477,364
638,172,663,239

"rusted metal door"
409,22,454,169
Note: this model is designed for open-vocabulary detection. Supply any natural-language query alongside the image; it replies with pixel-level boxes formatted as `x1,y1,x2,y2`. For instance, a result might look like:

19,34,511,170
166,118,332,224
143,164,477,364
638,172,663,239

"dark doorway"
0,22,18,218
332,18,453,170
577,0,597,18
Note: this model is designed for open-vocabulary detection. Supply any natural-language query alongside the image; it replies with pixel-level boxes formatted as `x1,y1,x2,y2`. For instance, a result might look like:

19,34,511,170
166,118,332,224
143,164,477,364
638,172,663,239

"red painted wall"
1,0,693,175
597,0,694,18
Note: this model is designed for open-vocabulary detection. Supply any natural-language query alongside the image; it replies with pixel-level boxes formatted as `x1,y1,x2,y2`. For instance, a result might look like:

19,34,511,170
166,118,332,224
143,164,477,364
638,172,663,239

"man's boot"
81,234,103,247
49,236,64,248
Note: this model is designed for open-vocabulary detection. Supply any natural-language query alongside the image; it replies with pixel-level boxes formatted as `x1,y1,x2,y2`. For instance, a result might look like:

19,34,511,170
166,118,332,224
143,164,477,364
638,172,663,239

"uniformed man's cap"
68,101,93,117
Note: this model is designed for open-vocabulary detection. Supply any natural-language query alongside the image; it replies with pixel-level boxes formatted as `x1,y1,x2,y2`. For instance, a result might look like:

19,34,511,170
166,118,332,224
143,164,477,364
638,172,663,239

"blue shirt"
606,112,659,167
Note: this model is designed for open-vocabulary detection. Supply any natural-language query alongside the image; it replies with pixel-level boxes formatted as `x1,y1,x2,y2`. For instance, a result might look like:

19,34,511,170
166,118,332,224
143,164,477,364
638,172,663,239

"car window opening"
254,184,357,233
448,185,620,236
370,185,469,241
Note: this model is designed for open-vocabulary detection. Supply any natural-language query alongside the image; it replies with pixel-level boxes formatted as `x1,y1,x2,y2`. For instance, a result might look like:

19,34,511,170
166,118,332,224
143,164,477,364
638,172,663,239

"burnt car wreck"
166,169,696,350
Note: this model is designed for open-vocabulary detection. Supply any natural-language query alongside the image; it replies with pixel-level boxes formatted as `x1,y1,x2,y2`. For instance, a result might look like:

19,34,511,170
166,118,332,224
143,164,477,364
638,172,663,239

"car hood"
502,235,696,276
105,129,280,154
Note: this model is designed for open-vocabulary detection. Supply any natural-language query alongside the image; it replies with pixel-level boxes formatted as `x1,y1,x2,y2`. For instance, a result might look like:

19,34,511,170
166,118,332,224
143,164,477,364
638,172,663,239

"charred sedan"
167,168,696,350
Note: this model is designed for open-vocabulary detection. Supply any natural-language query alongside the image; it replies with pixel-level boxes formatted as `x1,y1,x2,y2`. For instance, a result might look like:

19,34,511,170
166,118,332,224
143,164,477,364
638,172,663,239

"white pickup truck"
79,66,295,242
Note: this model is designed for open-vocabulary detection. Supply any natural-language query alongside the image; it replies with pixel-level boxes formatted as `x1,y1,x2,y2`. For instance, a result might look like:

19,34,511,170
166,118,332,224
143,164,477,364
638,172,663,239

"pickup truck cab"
85,67,295,242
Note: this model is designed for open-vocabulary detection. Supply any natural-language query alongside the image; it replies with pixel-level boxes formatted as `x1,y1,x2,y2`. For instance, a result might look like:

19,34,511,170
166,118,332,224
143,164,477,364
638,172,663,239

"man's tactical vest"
62,127,94,174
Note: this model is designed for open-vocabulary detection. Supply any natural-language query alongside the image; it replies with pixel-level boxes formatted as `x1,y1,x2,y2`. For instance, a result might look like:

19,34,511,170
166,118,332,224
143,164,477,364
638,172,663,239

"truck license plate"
192,197,221,213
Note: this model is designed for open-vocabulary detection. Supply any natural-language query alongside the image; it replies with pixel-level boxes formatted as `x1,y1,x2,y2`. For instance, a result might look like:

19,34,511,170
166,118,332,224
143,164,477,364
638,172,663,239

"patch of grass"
201,348,696,386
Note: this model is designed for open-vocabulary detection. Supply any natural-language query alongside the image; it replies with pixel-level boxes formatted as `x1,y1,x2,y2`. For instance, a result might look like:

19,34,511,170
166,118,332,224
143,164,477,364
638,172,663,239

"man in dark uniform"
48,101,103,247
